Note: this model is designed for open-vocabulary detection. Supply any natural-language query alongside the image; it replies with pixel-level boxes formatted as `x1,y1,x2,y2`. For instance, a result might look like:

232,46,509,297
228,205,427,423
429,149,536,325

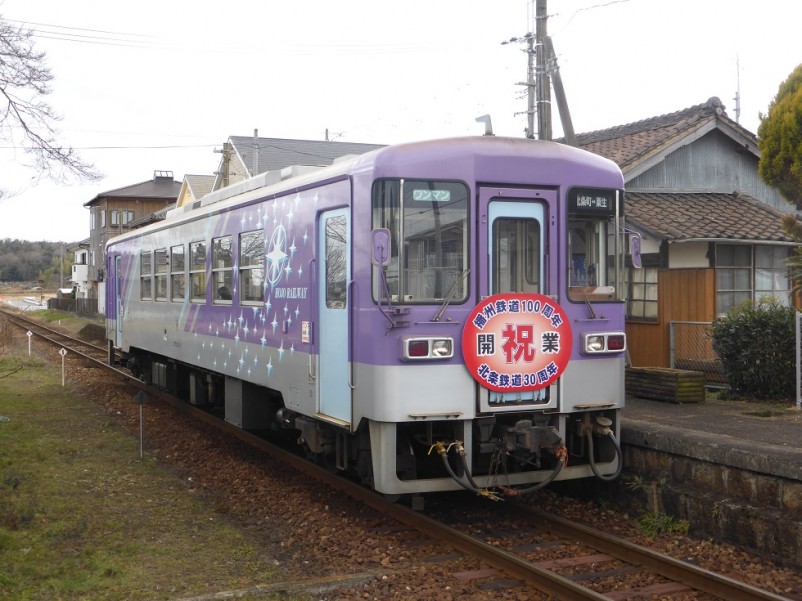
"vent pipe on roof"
253,129,259,176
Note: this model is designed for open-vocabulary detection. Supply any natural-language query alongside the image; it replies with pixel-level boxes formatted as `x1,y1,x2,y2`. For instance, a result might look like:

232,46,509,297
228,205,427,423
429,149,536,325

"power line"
0,143,219,151
5,18,154,39
6,17,460,54
5,18,162,49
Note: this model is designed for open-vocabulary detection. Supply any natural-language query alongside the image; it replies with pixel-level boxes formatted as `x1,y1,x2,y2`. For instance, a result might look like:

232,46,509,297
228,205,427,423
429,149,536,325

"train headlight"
582,332,627,355
403,337,454,360
431,339,453,357
586,335,605,352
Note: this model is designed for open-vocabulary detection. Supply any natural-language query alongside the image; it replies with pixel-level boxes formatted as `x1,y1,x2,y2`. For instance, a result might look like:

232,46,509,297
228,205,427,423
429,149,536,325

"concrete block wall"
619,421,802,568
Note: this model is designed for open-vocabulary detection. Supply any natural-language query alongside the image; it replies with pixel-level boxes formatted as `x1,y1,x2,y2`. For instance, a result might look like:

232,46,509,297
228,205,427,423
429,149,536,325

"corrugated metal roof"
228,136,385,176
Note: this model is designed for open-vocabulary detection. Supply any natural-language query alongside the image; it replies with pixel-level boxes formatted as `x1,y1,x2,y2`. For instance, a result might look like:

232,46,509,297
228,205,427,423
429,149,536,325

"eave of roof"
625,191,794,243
83,178,182,207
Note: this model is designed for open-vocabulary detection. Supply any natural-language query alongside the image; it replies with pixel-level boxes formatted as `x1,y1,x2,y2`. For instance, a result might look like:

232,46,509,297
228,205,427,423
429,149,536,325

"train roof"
106,136,623,248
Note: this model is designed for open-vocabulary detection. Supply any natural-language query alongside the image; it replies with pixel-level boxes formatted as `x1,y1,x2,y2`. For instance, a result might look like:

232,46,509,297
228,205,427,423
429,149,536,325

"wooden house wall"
626,268,716,367
627,130,791,213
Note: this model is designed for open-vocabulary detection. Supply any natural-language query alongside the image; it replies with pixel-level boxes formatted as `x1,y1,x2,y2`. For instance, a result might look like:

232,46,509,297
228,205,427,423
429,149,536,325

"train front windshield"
567,187,625,302
372,179,469,304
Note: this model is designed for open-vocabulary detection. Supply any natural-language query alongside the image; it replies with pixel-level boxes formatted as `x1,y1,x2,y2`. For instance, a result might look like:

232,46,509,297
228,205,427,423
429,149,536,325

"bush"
711,298,797,400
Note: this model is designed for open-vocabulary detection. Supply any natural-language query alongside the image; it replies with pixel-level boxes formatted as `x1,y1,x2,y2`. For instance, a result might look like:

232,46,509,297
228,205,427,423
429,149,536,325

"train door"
317,208,352,424
478,187,559,411
114,255,123,346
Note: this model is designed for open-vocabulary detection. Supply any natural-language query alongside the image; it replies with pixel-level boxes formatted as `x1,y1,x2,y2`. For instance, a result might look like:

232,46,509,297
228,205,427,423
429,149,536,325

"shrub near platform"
711,298,796,400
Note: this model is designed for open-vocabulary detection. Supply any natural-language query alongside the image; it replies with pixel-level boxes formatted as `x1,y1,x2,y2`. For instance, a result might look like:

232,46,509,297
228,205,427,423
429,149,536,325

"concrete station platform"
619,395,802,567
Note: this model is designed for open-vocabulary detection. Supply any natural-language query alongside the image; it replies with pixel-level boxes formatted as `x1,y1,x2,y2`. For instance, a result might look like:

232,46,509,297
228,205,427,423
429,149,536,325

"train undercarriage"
123,349,622,498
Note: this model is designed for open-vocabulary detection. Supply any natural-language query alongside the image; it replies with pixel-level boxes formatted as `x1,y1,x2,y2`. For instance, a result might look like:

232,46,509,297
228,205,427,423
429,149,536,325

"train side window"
189,241,207,302
239,230,265,304
154,249,168,301
212,236,233,303
140,251,152,300
170,244,186,301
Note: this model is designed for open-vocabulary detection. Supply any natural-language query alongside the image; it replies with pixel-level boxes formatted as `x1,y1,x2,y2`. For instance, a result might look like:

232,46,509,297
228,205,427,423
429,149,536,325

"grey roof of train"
228,136,386,176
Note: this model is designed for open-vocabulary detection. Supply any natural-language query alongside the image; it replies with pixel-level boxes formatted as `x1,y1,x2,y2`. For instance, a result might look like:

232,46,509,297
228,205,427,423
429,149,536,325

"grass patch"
0,351,284,601
24,308,103,339
638,512,689,537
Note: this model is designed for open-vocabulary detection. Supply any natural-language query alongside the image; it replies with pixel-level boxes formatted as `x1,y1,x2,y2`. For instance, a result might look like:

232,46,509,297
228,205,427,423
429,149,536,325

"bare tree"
0,15,100,184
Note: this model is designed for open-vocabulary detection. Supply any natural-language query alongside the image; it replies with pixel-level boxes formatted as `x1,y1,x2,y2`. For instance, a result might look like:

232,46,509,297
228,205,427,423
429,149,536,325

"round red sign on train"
462,293,573,392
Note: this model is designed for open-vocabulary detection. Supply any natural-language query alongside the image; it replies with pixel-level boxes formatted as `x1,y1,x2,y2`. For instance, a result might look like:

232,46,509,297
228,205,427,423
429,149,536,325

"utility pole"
214,142,234,188
546,36,576,146
526,33,536,138
535,0,552,140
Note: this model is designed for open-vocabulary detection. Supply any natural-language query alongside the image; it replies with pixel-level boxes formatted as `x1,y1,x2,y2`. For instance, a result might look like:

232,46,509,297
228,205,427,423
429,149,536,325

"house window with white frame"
715,244,790,316
755,245,791,305
111,210,135,226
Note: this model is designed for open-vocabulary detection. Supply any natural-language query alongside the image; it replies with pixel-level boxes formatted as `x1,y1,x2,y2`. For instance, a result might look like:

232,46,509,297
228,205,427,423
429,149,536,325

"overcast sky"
1,0,799,242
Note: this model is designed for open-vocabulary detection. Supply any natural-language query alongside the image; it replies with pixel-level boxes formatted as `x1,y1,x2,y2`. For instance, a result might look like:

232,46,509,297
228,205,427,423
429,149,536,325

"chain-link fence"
669,321,727,386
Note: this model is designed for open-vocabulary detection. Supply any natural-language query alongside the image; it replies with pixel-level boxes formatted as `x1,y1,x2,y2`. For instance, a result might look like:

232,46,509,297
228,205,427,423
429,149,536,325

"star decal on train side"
266,225,288,287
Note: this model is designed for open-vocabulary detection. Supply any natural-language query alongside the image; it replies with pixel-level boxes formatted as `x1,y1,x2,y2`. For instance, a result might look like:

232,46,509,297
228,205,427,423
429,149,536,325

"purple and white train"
106,136,627,498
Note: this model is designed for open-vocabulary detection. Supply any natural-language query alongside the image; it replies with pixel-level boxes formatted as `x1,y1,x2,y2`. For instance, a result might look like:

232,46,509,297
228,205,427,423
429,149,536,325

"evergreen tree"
757,64,802,208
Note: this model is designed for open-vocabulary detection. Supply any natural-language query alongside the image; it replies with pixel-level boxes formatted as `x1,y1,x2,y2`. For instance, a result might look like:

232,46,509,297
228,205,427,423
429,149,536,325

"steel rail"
508,503,790,601
0,308,108,359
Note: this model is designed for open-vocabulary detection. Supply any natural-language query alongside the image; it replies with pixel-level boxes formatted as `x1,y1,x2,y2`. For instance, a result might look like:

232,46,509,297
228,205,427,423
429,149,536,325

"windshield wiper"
431,269,469,322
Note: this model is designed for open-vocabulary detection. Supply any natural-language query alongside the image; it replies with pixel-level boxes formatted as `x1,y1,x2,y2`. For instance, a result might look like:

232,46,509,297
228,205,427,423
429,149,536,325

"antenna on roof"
733,54,741,124
252,129,259,176
475,114,494,136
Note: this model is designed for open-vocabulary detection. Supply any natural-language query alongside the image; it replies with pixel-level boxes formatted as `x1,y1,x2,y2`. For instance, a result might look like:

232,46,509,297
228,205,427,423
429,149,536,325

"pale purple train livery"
106,136,628,498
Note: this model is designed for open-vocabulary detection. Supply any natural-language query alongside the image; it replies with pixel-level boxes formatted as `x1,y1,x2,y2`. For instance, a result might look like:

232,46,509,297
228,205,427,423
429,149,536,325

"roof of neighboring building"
83,171,182,207
184,174,215,199
572,97,793,245
575,97,758,175
228,136,385,176
625,191,794,243
67,238,90,251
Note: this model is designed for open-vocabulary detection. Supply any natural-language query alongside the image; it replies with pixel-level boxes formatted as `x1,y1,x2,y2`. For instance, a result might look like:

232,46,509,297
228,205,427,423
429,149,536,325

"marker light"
582,332,627,355
403,337,454,361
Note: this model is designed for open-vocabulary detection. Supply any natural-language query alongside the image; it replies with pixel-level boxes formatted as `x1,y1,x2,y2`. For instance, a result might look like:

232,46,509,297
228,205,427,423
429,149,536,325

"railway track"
0,307,794,600
0,307,109,364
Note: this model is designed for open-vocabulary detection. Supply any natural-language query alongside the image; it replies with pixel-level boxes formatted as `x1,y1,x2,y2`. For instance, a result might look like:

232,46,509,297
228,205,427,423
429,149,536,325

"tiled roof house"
574,97,798,368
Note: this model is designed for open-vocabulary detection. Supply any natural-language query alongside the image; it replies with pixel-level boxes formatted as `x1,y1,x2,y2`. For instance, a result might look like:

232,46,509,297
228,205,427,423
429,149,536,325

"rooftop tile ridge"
577,97,725,143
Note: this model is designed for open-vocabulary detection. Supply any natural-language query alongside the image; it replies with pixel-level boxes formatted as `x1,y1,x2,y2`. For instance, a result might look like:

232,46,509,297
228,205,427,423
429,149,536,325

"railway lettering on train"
105,136,628,498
